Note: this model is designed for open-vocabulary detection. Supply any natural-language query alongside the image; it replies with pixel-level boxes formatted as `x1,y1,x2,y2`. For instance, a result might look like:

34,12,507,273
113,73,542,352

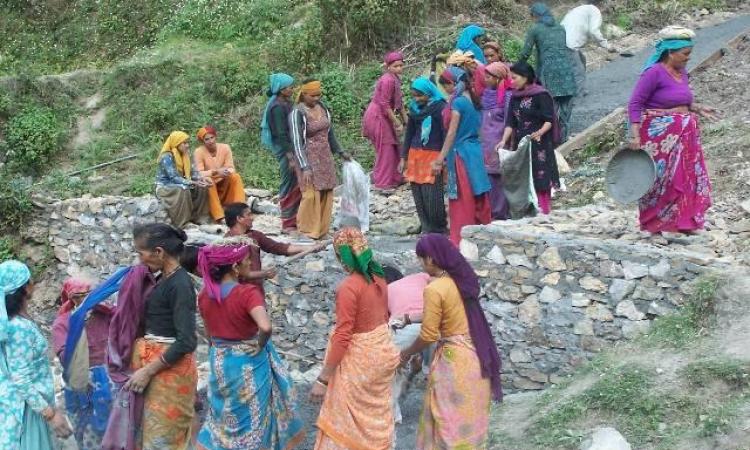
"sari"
638,111,711,232
197,339,305,450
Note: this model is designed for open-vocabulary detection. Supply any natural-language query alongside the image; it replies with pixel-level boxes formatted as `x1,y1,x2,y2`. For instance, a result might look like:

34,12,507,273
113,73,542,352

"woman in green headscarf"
261,73,301,233
519,2,577,142
310,227,400,450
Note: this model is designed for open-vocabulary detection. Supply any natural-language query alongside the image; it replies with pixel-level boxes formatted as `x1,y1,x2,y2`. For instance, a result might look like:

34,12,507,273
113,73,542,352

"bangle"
316,378,329,387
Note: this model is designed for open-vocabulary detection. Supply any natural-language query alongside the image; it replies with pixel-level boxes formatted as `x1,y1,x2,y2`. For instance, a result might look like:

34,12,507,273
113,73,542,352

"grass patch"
683,358,750,389
0,237,17,261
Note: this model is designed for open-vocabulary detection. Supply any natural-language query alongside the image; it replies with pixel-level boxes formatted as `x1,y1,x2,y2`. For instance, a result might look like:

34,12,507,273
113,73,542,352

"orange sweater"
326,273,389,366
194,143,236,179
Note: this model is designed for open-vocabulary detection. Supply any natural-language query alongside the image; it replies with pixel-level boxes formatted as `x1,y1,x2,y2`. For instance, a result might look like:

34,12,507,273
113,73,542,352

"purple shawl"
416,234,503,401
506,83,562,145
102,264,156,450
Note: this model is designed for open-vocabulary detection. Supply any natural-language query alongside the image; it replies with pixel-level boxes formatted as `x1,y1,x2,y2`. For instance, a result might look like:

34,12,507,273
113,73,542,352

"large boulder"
580,427,631,450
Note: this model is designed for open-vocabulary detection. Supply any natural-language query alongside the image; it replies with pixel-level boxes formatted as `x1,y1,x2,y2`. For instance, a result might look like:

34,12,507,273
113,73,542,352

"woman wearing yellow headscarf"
155,131,212,228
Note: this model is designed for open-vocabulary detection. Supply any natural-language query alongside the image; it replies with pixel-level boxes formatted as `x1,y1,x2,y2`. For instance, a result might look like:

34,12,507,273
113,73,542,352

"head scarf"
333,228,384,283
384,51,404,66
0,260,31,342
440,66,467,128
530,2,556,26
415,234,503,401
456,25,487,64
198,239,253,302
158,131,191,177
197,125,217,143
58,277,92,315
642,39,694,73
260,73,295,149
296,80,322,103
410,77,446,145
485,62,512,105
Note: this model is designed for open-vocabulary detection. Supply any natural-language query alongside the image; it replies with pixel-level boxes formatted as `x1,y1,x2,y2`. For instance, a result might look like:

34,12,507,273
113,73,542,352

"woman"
310,228,400,450
290,79,351,239
194,126,247,224
52,277,114,450
400,234,502,449
155,131,212,228
628,26,714,234
518,3,577,142
124,223,198,450
481,62,513,220
196,238,305,449
260,73,301,233
363,51,406,190
435,67,492,246
0,260,72,449
399,77,448,235
482,41,504,64
497,61,561,215
456,24,487,65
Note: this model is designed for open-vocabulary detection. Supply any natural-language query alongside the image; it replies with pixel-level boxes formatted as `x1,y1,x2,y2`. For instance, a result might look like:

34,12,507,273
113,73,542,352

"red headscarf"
58,277,92,315
384,51,404,66
198,241,253,302
197,125,217,142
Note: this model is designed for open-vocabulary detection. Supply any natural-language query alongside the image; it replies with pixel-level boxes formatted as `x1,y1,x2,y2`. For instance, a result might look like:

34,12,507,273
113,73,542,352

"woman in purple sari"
481,62,513,220
363,51,407,190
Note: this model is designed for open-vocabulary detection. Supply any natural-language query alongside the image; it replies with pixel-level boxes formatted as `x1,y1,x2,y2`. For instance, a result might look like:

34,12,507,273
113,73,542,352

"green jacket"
519,22,577,98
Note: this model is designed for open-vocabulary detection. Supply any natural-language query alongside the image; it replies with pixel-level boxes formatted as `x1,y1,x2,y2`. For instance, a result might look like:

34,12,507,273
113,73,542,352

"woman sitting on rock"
195,237,305,450
627,26,715,234
155,131,212,228
399,233,503,449
310,227,400,449
194,125,247,224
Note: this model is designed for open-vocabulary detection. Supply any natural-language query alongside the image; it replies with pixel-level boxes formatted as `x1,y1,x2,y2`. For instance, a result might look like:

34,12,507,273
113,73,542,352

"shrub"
0,172,33,229
317,65,365,127
0,237,16,261
3,106,64,173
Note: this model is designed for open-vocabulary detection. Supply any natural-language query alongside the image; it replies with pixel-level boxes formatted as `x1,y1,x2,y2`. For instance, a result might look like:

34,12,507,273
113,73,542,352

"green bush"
0,237,16,261
317,65,366,127
0,172,33,229
3,107,64,173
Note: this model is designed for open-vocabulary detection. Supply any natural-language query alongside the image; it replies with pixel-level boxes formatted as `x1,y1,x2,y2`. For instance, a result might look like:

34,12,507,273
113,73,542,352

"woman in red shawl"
363,51,407,190
52,277,114,450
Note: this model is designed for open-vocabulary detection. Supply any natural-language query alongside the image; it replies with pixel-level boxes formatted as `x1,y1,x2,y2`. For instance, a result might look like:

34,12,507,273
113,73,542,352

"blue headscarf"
260,73,294,149
642,39,694,73
0,260,31,343
410,77,446,145
456,25,487,64
530,3,555,26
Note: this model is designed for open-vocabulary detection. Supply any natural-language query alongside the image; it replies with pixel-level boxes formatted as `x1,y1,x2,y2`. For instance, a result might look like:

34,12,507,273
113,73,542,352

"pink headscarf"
58,277,92,315
384,51,404,66
198,243,252,302
485,62,512,103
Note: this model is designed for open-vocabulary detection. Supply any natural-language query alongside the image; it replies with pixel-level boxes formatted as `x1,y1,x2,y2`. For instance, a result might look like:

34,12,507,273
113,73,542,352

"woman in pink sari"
628,27,716,233
363,51,406,190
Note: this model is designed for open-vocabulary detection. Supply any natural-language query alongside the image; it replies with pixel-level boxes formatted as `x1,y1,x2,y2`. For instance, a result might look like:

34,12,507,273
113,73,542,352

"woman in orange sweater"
194,126,246,223
310,228,400,450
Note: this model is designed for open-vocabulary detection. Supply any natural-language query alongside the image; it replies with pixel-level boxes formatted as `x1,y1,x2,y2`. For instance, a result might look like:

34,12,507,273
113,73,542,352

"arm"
627,69,658,148
325,108,350,159
270,105,294,154
401,115,417,159
159,154,192,187
162,282,198,366
530,94,554,141
6,324,54,413
400,286,441,359
518,27,536,62
431,109,461,174
51,314,69,360
375,76,402,130
289,108,309,170
194,148,213,178
318,281,357,381
223,145,236,171
248,300,271,350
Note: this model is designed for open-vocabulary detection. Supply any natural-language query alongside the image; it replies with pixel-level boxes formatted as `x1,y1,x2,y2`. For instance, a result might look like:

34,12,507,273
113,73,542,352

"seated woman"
156,131,212,228
196,238,305,450
0,260,72,449
194,126,247,224
310,228,400,449
52,277,114,450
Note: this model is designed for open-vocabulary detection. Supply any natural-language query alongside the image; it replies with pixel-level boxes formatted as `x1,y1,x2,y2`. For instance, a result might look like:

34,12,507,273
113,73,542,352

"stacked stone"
460,222,733,391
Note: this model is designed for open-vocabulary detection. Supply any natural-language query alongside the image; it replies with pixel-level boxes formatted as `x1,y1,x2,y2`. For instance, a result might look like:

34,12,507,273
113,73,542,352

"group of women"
0,224,501,450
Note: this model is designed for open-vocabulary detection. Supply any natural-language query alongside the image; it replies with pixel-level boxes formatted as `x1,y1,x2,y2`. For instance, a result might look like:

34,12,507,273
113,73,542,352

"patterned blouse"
155,153,201,189
519,23,577,98
0,316,55,448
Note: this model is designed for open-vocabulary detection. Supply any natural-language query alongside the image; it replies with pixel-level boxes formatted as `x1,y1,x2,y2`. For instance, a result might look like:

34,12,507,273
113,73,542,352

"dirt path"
570,14,750,134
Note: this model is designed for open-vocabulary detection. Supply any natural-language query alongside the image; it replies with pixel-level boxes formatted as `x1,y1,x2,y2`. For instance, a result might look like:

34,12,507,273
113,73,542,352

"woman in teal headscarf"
260,73,300,233
400,77,449,234
456,25,487,64
519,2,577,142
0,260,72,449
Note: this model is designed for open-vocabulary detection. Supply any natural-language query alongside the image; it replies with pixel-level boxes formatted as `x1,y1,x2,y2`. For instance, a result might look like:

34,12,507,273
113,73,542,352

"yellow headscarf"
158,131,191,177
296,80,322,103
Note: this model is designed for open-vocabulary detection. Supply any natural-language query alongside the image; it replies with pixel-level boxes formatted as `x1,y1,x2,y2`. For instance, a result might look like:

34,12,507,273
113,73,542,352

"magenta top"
52,306,113,367
628,63,694,123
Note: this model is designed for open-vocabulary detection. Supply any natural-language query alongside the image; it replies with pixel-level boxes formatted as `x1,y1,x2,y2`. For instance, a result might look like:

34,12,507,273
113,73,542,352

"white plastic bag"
336,160,370,231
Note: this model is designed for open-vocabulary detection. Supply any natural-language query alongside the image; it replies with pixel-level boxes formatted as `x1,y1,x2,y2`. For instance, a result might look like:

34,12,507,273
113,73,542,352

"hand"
398,351,411,369
309,380,327,403
221,168,232,176
431,159,444,176
124,366,154,394
49,410,72,439
263,267,278,280
302,170,313,188
628,136,641,151
389,317,406,330
495,141,507,152
530,130,543,142
695,105,720,121
397,158,406,174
